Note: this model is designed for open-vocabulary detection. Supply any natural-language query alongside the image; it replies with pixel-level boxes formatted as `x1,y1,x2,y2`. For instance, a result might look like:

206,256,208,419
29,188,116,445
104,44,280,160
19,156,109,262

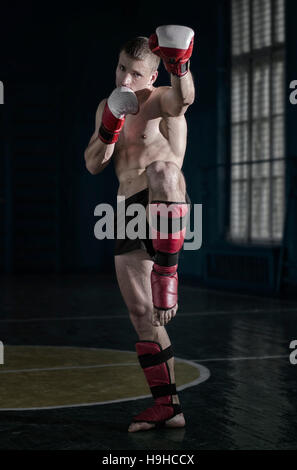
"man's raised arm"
149,25,195,116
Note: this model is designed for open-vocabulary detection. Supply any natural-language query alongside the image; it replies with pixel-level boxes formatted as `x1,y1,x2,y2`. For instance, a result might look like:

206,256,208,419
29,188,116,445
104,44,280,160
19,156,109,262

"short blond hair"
119,36,160,73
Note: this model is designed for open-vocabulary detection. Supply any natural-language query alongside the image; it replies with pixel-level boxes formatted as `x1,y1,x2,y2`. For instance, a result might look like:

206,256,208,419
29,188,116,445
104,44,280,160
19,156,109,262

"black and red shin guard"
149,200,189,310
132,340,182,427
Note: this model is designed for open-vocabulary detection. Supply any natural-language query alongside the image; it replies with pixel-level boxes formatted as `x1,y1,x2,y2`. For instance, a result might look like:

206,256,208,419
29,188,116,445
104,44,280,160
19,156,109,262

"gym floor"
0,273,296,450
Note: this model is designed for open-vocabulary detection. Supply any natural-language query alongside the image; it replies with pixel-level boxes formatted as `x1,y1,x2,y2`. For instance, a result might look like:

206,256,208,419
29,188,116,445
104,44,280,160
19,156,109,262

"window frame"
229,0,286,245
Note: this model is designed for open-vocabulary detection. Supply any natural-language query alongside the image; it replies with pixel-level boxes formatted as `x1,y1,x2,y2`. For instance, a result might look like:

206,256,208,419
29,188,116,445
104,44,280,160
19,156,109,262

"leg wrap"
149,201,189,310
132,341,182,428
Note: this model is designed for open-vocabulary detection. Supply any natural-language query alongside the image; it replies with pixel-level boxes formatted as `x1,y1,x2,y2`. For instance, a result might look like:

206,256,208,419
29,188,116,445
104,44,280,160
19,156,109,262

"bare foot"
152,304,178,327
128,413,186,433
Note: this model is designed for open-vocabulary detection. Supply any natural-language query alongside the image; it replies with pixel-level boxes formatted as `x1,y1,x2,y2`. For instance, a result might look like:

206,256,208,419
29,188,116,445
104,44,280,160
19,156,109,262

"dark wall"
1,0,296,295
0,1,219,273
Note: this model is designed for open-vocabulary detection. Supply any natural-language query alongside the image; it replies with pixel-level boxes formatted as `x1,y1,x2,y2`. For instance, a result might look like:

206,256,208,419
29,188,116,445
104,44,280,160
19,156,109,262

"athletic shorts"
114,187,191,258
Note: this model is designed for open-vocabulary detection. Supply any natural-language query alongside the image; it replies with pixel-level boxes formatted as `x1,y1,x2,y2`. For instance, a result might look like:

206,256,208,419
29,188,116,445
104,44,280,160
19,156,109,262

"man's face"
116,51,158,91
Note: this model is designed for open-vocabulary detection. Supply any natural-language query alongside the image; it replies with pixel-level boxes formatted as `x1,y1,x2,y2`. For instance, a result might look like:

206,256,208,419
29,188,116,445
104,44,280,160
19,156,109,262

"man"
84,25,195,432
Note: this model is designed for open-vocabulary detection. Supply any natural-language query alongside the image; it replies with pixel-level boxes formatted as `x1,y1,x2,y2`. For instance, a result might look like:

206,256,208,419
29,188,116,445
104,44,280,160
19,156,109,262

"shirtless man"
84,25,195,432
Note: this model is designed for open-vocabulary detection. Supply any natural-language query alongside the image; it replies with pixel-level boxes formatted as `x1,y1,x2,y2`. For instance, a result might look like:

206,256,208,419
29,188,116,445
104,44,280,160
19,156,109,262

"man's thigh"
114,249,154,314
146,162,187,201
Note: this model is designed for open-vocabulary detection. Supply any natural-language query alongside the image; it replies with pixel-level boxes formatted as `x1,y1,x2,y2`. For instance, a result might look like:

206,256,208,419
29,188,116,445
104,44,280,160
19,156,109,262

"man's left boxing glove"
98,86,139,144
149,25,194,77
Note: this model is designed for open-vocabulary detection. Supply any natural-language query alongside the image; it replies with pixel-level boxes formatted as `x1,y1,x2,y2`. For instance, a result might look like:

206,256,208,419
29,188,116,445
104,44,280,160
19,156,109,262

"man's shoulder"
95,98,108,121
154,85,172,95
156,85,171,90
154,86,187,120
152,86,172,113
97,98,107,111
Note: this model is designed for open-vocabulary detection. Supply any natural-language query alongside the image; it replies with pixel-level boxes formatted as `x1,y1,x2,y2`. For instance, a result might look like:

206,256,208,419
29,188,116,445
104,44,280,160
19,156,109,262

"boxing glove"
98,86,139,144
149,25,194,77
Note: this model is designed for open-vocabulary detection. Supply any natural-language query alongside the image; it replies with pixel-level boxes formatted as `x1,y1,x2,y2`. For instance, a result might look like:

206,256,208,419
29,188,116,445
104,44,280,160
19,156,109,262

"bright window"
230,0,285,243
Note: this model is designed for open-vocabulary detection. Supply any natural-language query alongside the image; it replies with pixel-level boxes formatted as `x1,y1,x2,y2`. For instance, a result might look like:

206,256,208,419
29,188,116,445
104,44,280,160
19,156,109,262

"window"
230,0,285,243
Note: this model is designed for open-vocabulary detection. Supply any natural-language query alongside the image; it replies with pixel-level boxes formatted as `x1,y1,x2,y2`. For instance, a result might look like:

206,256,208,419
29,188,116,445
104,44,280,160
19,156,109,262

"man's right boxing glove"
98,86,139,144
149,25,194,77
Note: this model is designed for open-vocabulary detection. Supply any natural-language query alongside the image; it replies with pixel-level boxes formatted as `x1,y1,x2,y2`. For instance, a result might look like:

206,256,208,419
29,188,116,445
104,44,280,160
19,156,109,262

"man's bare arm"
84,99,115,175
160,71,195,117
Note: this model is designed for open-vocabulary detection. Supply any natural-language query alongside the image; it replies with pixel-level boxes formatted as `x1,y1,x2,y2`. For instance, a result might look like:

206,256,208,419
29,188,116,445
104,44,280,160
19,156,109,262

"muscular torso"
112,86,187,198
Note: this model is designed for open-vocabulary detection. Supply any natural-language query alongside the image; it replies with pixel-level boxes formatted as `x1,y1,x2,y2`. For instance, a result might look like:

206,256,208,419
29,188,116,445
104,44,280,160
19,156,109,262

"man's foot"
128,412,185,432
152,303,178,327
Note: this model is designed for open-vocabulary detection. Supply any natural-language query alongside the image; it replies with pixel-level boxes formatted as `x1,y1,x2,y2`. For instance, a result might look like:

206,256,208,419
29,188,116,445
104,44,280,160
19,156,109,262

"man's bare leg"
114,249,185,432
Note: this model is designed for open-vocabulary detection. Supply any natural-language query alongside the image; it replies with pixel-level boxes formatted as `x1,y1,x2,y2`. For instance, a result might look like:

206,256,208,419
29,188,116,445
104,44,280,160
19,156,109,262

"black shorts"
114,188,191,258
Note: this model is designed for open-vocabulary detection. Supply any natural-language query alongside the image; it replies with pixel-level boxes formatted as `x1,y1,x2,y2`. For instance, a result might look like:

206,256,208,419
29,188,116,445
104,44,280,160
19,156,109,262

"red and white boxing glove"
98,86,139,144
149,25,194,77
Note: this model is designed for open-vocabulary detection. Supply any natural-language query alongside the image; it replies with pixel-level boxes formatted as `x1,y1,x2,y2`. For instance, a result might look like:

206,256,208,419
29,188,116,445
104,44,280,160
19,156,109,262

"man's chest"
119,113,162,145
113,88,171,158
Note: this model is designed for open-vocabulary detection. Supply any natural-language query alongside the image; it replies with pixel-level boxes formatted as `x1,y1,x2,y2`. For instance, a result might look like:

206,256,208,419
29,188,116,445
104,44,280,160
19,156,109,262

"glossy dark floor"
0,273,296,450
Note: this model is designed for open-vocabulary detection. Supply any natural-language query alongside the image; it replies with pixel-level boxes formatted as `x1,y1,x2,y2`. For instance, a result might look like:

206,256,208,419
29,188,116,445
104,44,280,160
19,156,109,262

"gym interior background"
0,0,296,451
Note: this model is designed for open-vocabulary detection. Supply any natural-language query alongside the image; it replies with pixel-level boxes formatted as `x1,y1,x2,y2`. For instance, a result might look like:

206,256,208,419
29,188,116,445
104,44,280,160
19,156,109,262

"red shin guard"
149,201,189,310
132,341,182,428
